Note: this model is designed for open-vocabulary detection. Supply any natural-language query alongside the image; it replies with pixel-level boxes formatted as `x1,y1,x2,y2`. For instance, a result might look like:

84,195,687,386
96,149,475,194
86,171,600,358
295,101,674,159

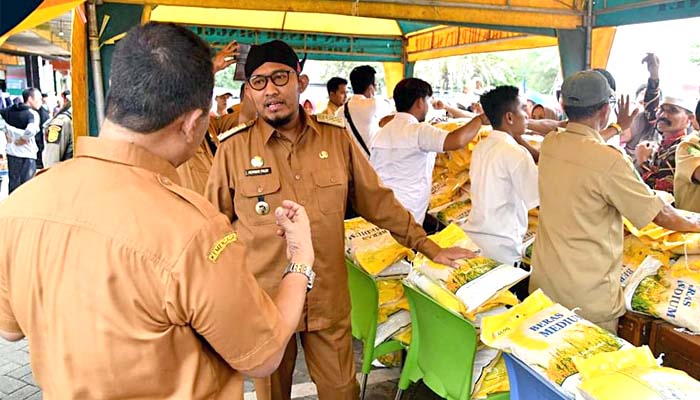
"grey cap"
561,70,614,107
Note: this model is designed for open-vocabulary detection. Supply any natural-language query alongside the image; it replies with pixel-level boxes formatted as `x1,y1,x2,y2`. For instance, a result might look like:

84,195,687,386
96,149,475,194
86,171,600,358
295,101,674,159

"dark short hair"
349,65,376,94
239,83,245,100
326,77,348,95
393,78,432,113
22,88,39,103
105,22,214,133
564,101,608,121
695,99,700,121
593,68,616,92
480,85,520,127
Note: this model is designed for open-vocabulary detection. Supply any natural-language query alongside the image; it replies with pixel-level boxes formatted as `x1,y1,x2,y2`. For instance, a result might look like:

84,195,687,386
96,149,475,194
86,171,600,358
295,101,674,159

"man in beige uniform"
206,40,473,400
0,22,316,399
531,70,700,333
675,133,700,212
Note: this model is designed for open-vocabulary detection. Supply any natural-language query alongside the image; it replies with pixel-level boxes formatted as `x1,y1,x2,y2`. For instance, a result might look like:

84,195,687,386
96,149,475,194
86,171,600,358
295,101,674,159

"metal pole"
87,1,105,127
584,0,593,69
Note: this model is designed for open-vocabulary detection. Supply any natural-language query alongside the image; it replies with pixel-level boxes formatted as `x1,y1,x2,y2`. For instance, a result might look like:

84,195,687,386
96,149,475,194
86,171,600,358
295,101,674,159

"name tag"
245,167,272,176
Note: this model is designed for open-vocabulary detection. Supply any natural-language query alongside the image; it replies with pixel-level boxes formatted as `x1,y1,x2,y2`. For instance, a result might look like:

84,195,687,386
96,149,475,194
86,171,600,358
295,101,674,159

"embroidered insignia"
316,113,345,128
47,125,62,143
217,120,255,142
208,232,238,262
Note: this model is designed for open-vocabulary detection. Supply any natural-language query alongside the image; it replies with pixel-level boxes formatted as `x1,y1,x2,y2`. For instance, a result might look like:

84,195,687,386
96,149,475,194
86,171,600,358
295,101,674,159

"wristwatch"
284,263,315,291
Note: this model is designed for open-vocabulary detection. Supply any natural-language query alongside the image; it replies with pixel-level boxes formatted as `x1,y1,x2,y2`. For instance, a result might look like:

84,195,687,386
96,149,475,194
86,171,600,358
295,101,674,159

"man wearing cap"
635,95,695,195
206,39,474,400
530,70,700,334
0,22,316,399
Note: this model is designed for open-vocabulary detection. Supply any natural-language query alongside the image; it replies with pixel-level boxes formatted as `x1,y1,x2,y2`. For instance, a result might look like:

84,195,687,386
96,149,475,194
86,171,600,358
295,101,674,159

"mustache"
657,118,672,126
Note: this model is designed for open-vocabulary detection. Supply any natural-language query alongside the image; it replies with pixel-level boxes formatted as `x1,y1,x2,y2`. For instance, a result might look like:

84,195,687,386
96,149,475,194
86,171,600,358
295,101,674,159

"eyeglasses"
248,70,296,91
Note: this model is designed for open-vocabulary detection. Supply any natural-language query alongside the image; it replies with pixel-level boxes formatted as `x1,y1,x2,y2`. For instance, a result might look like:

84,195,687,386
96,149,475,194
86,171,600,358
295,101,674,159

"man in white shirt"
463,85,539,264
370,78,485,224
1,88,41,193
337,65,392,157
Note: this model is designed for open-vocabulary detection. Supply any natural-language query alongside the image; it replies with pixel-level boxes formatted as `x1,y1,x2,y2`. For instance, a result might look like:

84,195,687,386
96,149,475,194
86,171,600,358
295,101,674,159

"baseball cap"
213,88,233,98
561,70,614,107
660,95,695,114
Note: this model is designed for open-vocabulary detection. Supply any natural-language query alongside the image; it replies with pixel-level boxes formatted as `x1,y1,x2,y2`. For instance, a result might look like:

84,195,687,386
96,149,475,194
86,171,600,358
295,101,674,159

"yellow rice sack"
430,170,470,209
435,199,472,225
481,290,628,397
344,217,414,275
624,256,700,333
472,355,509,400
406,269,467,316
575,346,700,400
621,236,672,288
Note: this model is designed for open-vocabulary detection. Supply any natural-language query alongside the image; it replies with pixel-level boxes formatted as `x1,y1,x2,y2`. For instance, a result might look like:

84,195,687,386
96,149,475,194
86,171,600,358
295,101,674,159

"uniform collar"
75,136,180,184
564,122,605,143
661,130,686,148
260,106,320,144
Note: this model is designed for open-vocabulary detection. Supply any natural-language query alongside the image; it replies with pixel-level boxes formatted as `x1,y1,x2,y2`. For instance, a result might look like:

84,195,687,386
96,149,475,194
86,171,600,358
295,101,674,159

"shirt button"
300,200,306,205
257,186,263,193
158,175,171,185
295,174,301,181
330,177,336,183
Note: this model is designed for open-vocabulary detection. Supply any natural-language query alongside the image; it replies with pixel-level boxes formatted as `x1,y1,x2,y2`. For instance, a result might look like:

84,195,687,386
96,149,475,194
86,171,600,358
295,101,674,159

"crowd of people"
0,88,73,194
1,20,700,400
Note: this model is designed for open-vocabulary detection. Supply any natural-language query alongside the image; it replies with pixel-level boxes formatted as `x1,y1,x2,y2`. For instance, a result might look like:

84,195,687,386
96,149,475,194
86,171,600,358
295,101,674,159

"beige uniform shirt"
530,123,664,323
206,110,439,331
0,137,287,399
674,133,700,212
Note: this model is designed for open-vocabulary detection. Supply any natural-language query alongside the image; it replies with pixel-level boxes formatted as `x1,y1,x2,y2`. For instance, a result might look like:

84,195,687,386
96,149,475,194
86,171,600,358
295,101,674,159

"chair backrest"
346,259,380,343
403,282,479,400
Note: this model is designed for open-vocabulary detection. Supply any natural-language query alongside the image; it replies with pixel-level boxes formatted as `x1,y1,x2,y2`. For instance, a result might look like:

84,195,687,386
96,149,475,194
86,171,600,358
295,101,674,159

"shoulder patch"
315,113,346,128
218,119,255,143
208,232,238,262
46,124,62,143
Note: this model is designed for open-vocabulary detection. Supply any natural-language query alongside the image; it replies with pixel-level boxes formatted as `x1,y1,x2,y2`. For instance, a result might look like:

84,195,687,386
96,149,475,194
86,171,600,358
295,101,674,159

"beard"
262,112,295,128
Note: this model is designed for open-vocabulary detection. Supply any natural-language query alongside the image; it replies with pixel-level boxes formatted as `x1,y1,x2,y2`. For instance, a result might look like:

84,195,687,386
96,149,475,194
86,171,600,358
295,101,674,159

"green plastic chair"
346,259,406,400
395,282,509,400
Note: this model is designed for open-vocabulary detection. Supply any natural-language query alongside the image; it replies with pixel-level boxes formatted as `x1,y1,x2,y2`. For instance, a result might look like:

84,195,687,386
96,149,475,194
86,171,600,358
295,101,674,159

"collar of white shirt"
486,129,519,146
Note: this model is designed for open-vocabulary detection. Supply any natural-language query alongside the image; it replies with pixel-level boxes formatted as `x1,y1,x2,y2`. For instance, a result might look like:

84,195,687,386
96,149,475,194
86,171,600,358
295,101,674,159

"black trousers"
7,155,36,194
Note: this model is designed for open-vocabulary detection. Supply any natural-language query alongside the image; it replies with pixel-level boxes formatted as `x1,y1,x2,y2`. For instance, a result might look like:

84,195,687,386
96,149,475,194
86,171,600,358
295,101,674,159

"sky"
605,16,700,101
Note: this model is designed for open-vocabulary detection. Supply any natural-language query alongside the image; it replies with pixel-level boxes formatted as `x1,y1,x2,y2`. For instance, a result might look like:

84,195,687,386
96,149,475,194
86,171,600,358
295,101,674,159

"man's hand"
432,246,477,268
275,200,315,266
432,99,446,110
212,41,240,73
616,95,639,131
635,140,658,165
642,53,659,80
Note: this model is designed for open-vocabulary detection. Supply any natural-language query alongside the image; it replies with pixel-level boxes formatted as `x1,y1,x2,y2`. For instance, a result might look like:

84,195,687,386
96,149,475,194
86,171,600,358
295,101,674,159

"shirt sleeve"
345,130,441,258
417,124,449,153
675,137,700,185
603,155,665,229
0,246,21,333
205,141,237,222
165,217,288,372
512,150,540,210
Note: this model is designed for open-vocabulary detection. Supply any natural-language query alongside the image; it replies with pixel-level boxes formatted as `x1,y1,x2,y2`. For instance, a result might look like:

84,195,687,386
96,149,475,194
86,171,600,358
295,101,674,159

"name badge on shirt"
245,167,272,176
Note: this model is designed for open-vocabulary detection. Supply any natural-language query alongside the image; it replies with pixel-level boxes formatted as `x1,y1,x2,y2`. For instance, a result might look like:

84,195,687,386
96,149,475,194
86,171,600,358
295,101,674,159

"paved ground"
0,337,440,400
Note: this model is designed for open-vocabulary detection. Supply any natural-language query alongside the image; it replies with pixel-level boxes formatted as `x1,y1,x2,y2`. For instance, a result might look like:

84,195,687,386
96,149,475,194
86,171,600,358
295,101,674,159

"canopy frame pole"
584,0,593,69
88,0,106,127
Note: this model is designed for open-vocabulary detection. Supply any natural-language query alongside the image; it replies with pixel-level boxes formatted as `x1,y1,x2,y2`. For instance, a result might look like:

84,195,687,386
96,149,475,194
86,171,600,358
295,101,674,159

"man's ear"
298,74,310,94
181,108,205,143
505,111,514,125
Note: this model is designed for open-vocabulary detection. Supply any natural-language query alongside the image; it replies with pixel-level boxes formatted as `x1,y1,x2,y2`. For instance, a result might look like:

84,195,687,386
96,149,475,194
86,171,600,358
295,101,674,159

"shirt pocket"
237,175,281,225
312,169,347,215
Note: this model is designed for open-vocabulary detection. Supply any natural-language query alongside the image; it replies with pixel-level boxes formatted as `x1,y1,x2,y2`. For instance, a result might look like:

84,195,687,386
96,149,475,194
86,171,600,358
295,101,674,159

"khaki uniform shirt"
206,110,439,331
674,133,700,212
176,113,240,194
0,137,287,399
42,109,73,168
530,123,664,323
319,102,339,116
